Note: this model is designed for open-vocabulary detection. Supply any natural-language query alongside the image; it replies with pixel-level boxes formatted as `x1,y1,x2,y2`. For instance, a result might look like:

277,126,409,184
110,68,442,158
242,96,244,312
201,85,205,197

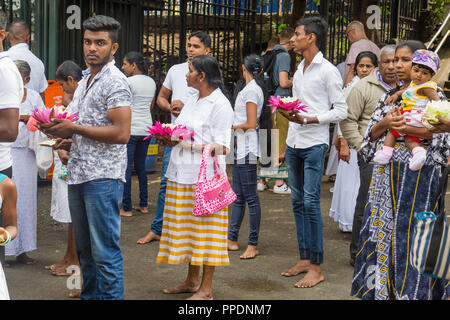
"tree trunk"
291,0,307,26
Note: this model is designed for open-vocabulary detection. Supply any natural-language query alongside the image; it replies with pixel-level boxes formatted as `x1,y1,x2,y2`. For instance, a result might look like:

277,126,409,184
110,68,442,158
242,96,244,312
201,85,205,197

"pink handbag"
193,144,236,217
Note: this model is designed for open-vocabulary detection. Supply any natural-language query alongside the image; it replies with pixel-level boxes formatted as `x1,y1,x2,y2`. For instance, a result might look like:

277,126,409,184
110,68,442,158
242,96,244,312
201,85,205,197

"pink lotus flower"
268,96,308,114
31,107,79,127
144,122,194,140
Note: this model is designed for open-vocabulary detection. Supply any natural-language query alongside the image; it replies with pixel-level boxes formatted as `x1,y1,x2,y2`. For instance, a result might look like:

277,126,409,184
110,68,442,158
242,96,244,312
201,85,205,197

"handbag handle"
196,144,224,184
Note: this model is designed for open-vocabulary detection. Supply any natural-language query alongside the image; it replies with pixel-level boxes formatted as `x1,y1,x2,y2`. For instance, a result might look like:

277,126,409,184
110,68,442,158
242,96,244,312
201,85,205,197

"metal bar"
435,29,450,54
427,11,450,49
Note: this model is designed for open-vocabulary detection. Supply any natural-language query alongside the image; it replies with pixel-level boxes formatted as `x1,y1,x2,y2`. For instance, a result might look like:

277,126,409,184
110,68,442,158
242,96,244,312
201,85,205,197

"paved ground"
4,155,358,300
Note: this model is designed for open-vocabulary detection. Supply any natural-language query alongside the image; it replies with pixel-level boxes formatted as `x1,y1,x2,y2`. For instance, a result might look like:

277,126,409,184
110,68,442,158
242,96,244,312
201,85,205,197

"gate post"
319,0,329,20
179,0,187,62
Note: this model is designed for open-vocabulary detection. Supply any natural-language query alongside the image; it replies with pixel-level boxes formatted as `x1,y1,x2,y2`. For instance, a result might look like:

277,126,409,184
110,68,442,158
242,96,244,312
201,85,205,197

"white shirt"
13,88,45,149
8,43,48,94
162,62,198,123
233,79,264,160
0,52,24,171
165,88,233,185
128,75,156,136
286,51,348,149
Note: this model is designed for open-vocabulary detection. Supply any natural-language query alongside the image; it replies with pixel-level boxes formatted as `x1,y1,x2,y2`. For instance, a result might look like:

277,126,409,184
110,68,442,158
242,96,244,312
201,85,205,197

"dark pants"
122,135,150,212
228,154,261,246
349,153,374,261
0,166,12,266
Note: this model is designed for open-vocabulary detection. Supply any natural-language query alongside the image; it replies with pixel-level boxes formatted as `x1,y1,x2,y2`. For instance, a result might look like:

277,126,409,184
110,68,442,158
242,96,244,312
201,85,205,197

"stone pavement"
4,160,357,300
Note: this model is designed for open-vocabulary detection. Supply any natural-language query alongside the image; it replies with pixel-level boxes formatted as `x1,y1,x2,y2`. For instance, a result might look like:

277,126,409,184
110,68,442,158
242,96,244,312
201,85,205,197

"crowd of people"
0,11,449,301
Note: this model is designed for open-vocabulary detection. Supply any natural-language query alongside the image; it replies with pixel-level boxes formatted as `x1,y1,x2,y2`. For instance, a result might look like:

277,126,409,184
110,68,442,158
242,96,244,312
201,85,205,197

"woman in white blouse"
227,54,270,259
121,52,156,217
6,60,44,266
154,55,233,300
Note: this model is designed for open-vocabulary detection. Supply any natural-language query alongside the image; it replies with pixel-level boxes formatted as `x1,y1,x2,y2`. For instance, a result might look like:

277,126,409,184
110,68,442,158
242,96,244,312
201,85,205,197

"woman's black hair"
55,60,83,82
353,51,378,74
124,51,149,75
190,55,229,99
396,40,426,55
242,54,272,132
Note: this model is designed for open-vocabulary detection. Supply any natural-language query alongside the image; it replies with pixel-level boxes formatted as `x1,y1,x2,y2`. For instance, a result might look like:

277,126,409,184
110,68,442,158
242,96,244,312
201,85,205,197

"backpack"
263,48,285,96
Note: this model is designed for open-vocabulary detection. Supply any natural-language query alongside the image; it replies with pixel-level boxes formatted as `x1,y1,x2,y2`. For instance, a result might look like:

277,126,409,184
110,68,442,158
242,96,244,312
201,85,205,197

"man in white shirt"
7,20,48,103
136,31,211,245
278,16,347,289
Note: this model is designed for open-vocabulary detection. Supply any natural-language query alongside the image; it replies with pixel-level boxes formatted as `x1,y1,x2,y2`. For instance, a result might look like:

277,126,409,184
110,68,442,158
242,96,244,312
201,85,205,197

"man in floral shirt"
46,15,132,300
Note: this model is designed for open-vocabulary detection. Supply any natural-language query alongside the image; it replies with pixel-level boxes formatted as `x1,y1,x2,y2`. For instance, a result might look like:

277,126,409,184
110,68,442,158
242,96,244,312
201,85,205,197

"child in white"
374,49,441,171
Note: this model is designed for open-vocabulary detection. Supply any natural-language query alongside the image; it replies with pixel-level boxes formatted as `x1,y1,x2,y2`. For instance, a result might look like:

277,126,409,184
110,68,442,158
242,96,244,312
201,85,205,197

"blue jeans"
68,179,124,300
122,135,150,212
228,154,261,246
285,144,327,265
150,145,172,236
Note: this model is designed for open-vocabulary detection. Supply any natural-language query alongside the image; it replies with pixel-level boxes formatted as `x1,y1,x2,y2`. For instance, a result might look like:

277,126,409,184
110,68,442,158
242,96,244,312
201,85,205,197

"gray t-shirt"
272,45,291,97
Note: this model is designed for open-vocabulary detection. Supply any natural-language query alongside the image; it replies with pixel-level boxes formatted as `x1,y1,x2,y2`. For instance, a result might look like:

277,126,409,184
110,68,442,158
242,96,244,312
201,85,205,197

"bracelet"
0,230,11,247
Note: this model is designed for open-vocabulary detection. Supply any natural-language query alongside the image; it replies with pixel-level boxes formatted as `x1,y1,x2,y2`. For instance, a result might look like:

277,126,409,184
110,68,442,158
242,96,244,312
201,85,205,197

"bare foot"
44,259,67,271
133,206,149,214
52,263,79,277
17,253,36,265
120,209,133,217
137,231,160,244
163,281,200,294
69,291,81,299
281,260,310,277
294,266,325,288
227,240,239,251
240,245,259,259
186,291,213,300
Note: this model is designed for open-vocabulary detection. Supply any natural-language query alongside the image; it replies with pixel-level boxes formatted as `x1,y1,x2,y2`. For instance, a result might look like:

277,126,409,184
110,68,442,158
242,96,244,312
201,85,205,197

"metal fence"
1,0,430,122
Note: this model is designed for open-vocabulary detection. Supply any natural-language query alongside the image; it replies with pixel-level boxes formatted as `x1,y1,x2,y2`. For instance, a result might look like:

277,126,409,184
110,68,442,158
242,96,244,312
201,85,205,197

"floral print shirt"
67,61,132,185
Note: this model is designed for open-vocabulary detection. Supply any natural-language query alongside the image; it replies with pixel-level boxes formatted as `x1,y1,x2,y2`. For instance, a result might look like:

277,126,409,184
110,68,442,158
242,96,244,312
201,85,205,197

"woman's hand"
278,151,286,167
154,134,180,147
53,138,72,152
371,107,404,142
0,227,9,242
429,116,450,133
339,138,350,163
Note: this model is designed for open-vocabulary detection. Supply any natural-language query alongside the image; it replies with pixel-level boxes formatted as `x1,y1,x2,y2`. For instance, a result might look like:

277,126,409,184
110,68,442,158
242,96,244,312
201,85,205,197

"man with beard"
44,15,132,300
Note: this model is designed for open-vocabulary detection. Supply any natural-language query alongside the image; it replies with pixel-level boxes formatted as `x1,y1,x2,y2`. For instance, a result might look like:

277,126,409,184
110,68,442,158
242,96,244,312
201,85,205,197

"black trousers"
0,166,12,266
349,154,373,261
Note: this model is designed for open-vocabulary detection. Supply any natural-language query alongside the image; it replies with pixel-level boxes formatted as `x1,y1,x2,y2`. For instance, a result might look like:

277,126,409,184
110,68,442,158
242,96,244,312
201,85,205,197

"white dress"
6,89,43,257
0,186,11,300
50,154,71,223
328,76,361,232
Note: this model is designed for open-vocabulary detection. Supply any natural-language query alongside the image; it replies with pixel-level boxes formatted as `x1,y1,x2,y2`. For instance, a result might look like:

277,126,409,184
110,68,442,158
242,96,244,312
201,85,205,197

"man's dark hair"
83,15,121,43
295,16,328,56
188,31,211,49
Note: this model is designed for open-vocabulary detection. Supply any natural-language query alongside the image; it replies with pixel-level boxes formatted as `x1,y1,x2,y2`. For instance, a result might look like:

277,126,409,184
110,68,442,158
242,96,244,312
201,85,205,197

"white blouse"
233,79,264,160
165,88,234,185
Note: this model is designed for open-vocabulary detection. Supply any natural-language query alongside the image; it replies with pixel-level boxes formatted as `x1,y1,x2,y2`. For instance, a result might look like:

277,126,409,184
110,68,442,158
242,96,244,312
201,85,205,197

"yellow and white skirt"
156,180,230,266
